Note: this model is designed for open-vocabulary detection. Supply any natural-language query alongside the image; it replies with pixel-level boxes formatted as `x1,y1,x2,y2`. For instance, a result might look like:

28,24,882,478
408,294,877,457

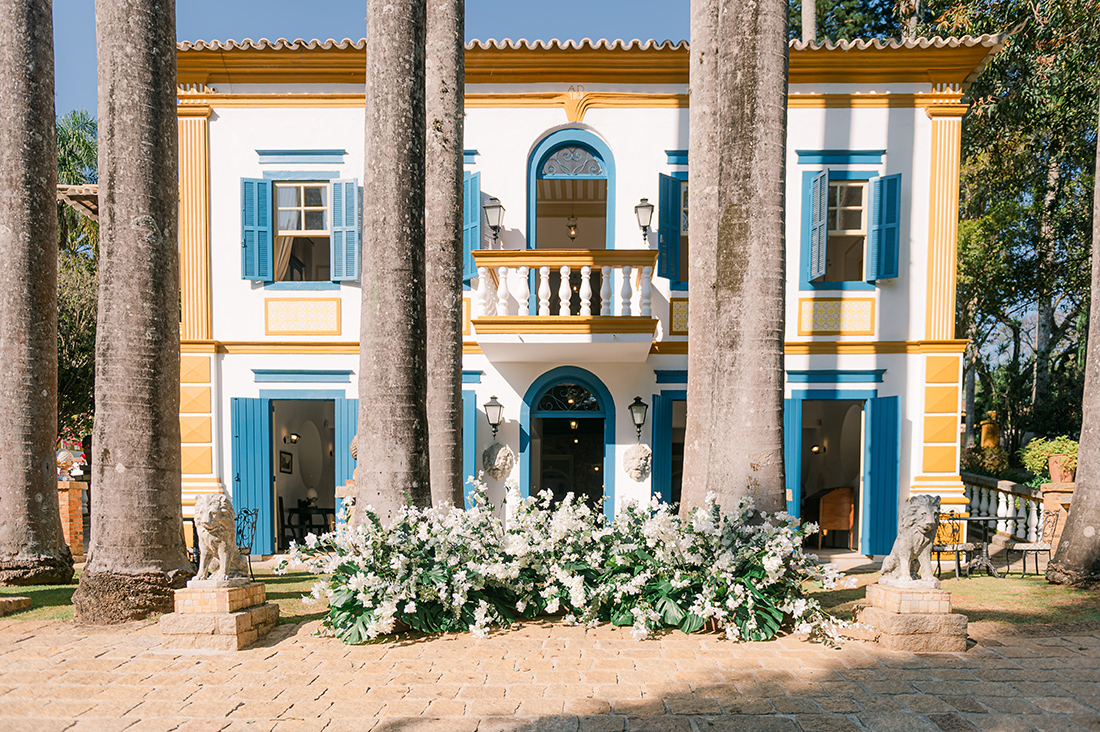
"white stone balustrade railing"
471,249,658,319
959,472,1043,543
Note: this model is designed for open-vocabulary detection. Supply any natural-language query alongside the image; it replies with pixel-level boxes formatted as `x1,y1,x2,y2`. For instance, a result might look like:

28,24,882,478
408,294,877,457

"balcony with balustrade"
470,249,659,362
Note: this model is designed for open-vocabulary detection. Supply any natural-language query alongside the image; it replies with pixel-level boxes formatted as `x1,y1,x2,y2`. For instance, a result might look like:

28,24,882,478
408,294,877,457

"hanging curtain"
274,236,294,281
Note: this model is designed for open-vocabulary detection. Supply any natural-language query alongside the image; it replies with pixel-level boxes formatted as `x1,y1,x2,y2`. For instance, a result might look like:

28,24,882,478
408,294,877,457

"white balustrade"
996,491,1009,534
558,266,572,316
600,266,613,316
1014,496,1028,539
475,267,490,318
579,266,592,316
496,266,509,316
640,266,653,317
516,266,530,316
1027,499,1040,542
538,266,551,316
620,265,633,316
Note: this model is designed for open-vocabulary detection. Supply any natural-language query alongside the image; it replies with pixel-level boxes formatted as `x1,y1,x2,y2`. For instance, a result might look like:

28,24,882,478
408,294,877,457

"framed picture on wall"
279,451,293,474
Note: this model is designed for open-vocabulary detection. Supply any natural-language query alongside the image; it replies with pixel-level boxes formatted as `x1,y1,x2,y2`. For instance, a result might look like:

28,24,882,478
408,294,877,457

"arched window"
527,128,616,251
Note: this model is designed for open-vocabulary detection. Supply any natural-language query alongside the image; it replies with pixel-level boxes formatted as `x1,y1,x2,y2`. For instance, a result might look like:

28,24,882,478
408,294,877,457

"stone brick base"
160,581,278,651
857,583,968,653
0,597,31,616
57,481,85,563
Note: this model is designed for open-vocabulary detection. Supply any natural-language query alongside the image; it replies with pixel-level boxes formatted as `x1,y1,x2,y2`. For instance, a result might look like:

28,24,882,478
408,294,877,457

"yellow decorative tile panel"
923,415,957,444
922,445,957,474
265,298,341,336
924,385,959,414
180,386,211,414
463,297,471,336
181,445,212,475
180,355,211,384
669,298,689,336
180,416,212,443
925,355,960,384
796,298,875,336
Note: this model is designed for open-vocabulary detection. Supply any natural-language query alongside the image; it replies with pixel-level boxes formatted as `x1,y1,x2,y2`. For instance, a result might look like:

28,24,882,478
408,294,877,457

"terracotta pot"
1048,454,1076,483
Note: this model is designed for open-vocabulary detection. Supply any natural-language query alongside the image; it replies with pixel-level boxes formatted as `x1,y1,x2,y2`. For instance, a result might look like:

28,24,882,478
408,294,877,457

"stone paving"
0,614,1098,732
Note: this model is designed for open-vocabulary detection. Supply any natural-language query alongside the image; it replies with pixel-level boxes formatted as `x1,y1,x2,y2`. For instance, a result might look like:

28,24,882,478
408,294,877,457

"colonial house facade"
173,35,1002,556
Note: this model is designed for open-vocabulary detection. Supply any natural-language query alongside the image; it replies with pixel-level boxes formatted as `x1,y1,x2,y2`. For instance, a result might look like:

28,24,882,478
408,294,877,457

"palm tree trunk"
0,0,74,585
1047,98,1100,587
681,0,788,517
358,0,431,522
801,0,816,44
425,0,466,508
73,0,191,623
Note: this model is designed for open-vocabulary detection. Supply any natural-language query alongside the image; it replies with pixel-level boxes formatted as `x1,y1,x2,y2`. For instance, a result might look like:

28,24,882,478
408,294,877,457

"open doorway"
799,400,863,549
271,399,336,550
531,416,605,509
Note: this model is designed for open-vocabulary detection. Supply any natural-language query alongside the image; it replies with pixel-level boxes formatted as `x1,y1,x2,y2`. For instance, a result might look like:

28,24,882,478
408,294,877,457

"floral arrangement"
279,481,852,645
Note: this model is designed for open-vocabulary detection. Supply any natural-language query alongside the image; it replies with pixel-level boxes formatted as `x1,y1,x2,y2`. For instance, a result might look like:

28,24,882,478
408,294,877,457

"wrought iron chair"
933,514,975,579
1004,510,1059,577
236,507,258,580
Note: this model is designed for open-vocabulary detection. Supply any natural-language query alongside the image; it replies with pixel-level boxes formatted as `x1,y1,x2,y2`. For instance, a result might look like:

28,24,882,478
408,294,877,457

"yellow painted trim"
179,92,366,108
264,297,342,336
176,104,213,118
924,104,969,119
180,385,211,414
180,354,211,384
180,415,212,443
473,316,658,335
925,355,960,384
178,115,212,341
925,385,960,414
925,113,963,340
181,341,219,353
221,341,360,354
796,297,876,336
472,248,658,270
922,446,959,473
462,297,471,336
645,339,969,355
177,43,997,87
650,341,688,354
463,342,483,354
923,415,957,444
181,445,213,475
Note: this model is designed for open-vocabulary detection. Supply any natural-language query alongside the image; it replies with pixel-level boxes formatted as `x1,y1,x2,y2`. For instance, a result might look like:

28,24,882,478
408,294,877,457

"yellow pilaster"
178,104,213,342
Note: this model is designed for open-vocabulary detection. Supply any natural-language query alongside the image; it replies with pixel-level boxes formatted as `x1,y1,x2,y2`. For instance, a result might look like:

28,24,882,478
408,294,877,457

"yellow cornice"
473,316,658,335
472,248,658,269
650,339,968,355
924,103,969,119
177,44,996,88
177,104,213,118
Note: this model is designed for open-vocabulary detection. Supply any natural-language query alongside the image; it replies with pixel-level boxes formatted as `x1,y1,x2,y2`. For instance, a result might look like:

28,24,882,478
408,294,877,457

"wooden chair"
1004,510,1059,577
818,487,854,549
236,507,257,580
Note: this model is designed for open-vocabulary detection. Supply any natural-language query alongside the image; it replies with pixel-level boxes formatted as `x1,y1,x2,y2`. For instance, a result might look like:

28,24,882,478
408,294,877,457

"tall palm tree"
358,0,431,521
1047,97,1100,587
73,0,191,623
425,0,466,508
56,110,98,257
0,0,75,586
680,0,789,516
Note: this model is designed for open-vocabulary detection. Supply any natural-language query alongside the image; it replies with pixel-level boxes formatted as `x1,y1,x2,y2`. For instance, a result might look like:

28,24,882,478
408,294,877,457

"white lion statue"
193,494,249,582
879,494,941,589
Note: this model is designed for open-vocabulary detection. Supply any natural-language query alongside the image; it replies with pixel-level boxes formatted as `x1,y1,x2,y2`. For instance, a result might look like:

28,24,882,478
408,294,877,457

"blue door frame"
784,390,901,556
520,366,616,521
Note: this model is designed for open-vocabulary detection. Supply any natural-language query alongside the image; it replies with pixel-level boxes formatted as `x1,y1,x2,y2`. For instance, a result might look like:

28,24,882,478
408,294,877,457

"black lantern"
483,197,505,243
628,396,649,440
634,198,654,243
484,395,504,439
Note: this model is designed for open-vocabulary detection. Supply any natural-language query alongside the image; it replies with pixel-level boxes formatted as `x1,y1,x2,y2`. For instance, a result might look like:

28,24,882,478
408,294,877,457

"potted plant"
1019,435,1079,483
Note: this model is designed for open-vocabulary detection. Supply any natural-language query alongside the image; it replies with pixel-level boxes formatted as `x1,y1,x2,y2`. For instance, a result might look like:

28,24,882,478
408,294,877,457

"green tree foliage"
788,0,904,41
55,110,98,440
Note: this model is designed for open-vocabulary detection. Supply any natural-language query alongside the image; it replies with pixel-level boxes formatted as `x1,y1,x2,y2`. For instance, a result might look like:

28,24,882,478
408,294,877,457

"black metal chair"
1004,510,1059,577
934,515,975,579
236,507,258,580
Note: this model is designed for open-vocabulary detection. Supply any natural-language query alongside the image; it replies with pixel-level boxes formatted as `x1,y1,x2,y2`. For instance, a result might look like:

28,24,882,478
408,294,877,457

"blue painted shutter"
783,398,802,518
241,178,272,281
231,397,274,555
657,173,681,280
334,397,359,523
462,172,481,285
462,390,477,509
863,395,901,556
330,179,360,281
808,171,828,281
866,173,901,282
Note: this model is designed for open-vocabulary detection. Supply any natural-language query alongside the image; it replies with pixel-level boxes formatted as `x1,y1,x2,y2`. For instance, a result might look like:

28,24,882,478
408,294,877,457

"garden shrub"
280,482,852,645
960,445,1010,477
1019,435,1079,478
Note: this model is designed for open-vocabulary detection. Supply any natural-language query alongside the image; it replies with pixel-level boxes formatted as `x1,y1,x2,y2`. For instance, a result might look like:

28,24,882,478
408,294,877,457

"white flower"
403,601,417,614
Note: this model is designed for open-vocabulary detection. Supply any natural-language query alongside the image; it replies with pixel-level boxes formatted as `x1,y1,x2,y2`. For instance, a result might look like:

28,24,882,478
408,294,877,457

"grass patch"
251,568,328,625
0,569,80,622
810,570,1100,626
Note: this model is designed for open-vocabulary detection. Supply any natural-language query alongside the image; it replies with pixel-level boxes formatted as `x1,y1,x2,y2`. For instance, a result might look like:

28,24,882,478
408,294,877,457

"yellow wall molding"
925,113,963,340
925,355,960,384
177,104,213,118
925,385,959,414
178,115,212,340
472,248,658,270
922,445,959,474
181,445,213,475
265,298,342,336
181,341,219,353
462,297,471,336
473,316,658,335
180,385,211,414
463,342,484,354
796,298,875,336
180,355,211,383
923,415,957,444
180,415,212,443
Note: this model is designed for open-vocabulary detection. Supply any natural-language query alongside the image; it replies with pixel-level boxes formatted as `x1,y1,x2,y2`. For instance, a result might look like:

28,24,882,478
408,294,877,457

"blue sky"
53,0,689,117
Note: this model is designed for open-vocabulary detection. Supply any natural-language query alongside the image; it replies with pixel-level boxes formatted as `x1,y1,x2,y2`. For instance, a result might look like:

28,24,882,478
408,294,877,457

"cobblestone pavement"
0,616,1098,732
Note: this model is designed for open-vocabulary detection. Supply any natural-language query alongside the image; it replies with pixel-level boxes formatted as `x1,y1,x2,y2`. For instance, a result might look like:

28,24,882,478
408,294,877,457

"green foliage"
960,445,1010,477
1019,435,1079,476
281,484,852,645
788,0,904,41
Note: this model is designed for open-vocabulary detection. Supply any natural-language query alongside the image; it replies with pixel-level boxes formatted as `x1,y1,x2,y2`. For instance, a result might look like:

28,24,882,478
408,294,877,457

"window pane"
828,210,838,230
840,209,863,231
304,185,326,207
277,185,299,207
840,185,863,207
829,185,839,207
278,210,300,231
305,210,326,231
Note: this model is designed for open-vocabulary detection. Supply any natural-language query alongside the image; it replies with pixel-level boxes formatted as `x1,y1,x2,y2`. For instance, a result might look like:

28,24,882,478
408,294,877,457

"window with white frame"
824,180,867,282
807,170,901,286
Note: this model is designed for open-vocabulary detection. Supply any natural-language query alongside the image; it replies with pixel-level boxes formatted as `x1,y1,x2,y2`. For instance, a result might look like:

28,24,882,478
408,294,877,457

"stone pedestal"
57,480,85,562
160,581,278,650
854,584,968,652
0,597,31,616
1041,482,1074,554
